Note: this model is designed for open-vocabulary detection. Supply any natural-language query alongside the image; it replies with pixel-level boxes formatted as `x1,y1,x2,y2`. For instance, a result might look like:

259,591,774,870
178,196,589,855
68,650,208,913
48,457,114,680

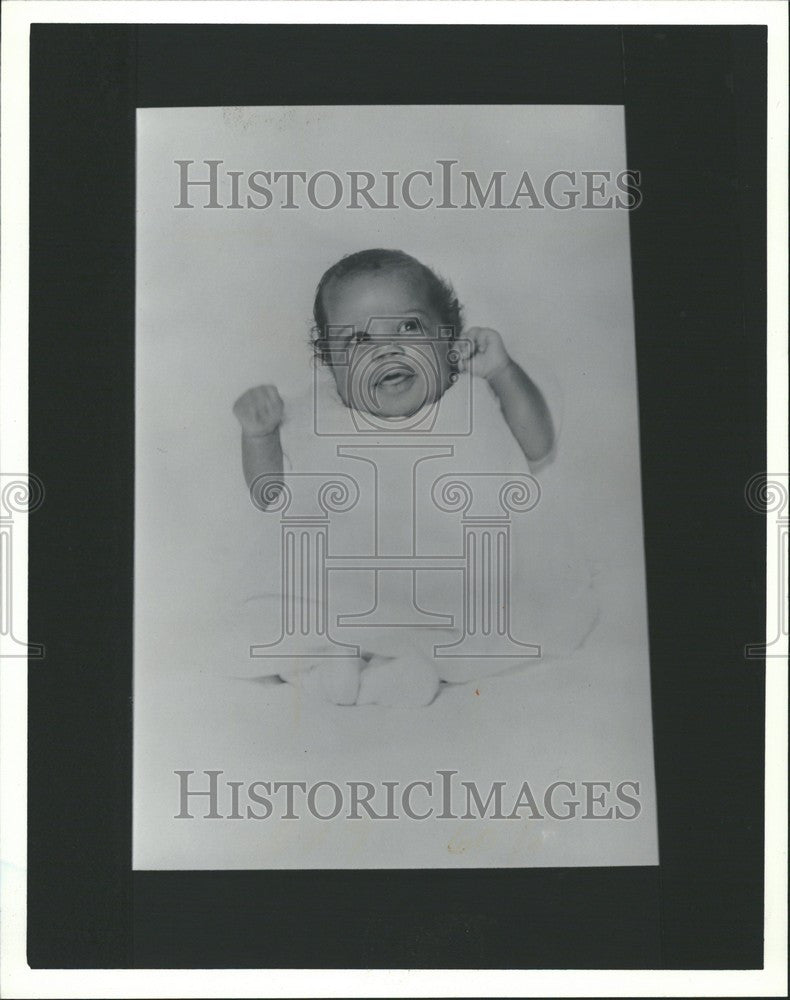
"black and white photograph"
2,2,786,994
133,105,657,869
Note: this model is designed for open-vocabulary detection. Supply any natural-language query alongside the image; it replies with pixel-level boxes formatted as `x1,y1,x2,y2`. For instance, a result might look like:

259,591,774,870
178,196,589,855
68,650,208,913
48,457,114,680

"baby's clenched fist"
233,384,284,437
456,327,512,381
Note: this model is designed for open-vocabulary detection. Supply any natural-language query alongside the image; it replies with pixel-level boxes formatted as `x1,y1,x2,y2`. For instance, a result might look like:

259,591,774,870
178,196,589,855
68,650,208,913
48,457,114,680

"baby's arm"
232,385,285,507
461,327,554,463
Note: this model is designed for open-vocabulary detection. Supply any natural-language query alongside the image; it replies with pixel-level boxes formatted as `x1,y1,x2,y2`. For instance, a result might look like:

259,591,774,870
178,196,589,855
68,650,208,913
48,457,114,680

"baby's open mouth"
373,362,416,389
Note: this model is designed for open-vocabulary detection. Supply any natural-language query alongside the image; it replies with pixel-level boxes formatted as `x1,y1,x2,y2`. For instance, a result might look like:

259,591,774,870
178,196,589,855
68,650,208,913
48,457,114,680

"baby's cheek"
429,357,456,397
328,363,350,395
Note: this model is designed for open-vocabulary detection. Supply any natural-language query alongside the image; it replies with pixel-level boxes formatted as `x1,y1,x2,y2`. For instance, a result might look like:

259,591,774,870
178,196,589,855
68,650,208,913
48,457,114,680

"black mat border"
27,24,766,970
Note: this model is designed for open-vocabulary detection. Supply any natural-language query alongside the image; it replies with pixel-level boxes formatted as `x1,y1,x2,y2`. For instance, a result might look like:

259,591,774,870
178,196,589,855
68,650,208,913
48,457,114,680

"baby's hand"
233,384,284,437
457,327,511,381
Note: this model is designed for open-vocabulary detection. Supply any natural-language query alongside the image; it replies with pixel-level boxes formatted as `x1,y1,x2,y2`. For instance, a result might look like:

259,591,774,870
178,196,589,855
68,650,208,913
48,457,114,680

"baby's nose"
370,339,405,360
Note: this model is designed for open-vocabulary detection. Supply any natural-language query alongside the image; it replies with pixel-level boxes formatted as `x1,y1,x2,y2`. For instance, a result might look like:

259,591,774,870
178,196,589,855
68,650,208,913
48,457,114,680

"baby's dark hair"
311,248,463,363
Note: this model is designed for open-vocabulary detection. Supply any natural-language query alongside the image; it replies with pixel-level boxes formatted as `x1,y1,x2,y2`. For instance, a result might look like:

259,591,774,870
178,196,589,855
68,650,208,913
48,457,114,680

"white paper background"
133,105,658,869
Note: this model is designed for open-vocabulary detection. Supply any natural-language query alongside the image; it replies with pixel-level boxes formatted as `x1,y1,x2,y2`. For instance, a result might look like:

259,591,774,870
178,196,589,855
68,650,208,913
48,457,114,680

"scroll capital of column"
745,472,790,521
0,473,45,520
250,472,359,521
431,472,541,521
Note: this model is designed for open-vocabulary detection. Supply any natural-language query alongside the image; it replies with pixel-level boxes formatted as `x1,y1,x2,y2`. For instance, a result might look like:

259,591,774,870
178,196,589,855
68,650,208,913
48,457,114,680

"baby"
233,249,592,706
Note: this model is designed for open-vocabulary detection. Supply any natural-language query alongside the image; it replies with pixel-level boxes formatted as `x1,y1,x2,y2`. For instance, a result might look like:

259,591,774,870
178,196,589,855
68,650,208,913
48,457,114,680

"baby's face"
320,269,456,418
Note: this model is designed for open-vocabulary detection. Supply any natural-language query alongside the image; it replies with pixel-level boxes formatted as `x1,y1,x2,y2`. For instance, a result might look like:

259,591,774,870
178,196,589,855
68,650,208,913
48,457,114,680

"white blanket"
238,369,598,683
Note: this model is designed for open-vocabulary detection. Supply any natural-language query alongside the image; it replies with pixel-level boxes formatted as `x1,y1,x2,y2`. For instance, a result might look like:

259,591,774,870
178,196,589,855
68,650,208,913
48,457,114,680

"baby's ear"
309,326,327,363
456,337,473,363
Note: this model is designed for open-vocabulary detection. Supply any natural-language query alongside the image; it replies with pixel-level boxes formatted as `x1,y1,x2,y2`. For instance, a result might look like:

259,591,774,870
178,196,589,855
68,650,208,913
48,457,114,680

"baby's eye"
397,318,421,335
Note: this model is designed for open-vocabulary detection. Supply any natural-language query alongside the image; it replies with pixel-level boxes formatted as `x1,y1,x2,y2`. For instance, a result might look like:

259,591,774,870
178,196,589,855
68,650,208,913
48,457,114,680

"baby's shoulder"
279,381,347,469
281,386,315,429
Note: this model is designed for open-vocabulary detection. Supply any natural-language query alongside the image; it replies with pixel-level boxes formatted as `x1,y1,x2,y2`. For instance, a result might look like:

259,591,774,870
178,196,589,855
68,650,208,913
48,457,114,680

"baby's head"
312,249,463,418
